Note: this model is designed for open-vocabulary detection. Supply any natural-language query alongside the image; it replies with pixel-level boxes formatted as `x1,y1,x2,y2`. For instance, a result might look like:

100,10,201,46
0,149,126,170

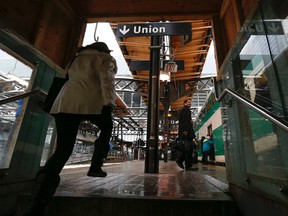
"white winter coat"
50,49,117,115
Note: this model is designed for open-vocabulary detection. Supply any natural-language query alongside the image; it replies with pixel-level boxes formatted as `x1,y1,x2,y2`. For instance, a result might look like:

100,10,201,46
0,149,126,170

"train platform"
16,160,241,216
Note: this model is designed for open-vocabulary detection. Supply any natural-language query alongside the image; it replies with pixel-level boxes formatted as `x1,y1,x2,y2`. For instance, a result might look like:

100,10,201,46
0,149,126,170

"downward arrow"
120,25,130,35
267,23,280,33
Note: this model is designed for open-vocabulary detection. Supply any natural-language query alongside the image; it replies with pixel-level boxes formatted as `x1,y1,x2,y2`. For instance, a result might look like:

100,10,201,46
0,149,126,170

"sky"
201,40,217,77
0,52,32,77
83,23,131,76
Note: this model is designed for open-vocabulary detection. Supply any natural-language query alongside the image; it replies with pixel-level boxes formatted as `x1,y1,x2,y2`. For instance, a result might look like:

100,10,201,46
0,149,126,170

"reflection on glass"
239,20,288,119
0,49,32,168
238,19,288,177
245,107,288,179
40,122,55,166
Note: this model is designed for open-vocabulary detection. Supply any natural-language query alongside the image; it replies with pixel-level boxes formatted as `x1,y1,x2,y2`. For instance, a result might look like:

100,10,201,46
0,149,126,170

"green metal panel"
213,126,224,156
0,29,61,178
8,61,56,177
195,99,220,131
194,98,224,157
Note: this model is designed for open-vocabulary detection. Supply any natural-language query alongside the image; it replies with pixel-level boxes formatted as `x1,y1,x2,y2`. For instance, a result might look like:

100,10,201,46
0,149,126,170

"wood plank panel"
0,0,44,42
66,0,223,22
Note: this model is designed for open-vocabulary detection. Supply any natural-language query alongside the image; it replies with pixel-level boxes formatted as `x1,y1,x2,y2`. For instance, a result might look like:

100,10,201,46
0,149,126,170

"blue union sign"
116,22,192,37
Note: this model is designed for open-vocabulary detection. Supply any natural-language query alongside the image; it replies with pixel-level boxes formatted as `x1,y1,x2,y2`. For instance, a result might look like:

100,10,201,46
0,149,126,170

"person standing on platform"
15,98,24,118
23,42,117,216
202,135,214,165
176,99,198,171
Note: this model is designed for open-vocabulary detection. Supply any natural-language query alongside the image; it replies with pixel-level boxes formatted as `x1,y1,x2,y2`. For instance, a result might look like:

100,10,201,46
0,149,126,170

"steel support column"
163,81,169,162
145,36,160,173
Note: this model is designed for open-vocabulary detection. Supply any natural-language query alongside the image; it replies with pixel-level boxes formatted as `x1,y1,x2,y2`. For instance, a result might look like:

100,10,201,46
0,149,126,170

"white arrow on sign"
267,22,281,33
119,25,130,35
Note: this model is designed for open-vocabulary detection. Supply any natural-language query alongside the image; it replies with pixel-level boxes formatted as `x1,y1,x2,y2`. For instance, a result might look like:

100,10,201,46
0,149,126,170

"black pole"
163,81,169,162
145,35,160,173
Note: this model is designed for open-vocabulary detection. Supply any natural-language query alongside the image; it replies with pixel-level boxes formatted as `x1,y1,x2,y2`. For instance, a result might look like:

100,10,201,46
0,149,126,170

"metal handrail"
218,88,288,133
0,87,47,105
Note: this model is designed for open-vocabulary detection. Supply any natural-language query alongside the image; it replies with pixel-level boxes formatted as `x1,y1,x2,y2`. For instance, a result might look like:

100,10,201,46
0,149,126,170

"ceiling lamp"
160,70,170,82
164,59,178,73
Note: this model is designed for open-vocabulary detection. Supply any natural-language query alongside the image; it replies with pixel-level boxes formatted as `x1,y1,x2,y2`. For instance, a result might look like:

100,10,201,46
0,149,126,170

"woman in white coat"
23,42,117,216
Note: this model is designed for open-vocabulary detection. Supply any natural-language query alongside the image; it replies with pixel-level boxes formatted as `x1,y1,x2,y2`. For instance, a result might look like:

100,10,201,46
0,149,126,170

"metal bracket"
224,99,232,108
150,45,161,49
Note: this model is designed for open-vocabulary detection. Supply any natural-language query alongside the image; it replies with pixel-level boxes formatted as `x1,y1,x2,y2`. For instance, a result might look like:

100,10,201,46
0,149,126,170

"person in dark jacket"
176,99,198,171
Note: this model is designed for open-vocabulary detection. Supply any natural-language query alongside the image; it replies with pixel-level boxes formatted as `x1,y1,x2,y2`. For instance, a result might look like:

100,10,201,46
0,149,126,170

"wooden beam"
66,0,224,22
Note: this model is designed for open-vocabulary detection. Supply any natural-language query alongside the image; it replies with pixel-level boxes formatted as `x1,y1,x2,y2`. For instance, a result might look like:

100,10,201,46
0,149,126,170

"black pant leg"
43,113,81,175
203,151,209,164
89,114,113,169
185,149,193,168
177,150,185,164
184,139,193,168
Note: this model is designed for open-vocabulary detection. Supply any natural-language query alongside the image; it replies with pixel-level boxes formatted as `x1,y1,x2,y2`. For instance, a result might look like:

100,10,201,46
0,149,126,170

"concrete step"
16,193,240,216
15,161,241,216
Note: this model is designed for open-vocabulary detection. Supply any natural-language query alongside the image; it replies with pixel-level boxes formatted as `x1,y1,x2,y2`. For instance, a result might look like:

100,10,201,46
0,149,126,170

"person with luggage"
176,99,198,171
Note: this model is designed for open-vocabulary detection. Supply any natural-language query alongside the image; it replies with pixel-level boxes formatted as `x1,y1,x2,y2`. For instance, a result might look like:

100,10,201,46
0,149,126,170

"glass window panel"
0,49,33,168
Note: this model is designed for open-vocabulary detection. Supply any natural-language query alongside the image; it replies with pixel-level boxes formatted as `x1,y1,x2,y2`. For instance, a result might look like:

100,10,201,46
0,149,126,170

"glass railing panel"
243,105,288,180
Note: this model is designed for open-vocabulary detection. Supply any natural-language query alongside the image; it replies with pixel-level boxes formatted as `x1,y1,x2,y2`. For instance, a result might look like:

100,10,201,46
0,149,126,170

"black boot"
87,140,110,177
87,167,107,177
22,171,60,216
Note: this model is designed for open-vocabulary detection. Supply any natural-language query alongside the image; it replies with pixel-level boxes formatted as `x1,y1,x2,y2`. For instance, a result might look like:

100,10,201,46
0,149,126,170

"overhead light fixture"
160,70,170,82
164,60,178,73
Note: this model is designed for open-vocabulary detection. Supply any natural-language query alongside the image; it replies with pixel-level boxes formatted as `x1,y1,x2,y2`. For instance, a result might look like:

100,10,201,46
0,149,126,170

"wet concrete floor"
57,160,229,201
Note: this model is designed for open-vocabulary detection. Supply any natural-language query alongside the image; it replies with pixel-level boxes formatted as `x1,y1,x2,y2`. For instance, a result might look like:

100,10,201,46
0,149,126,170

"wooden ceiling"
64,0,223,115
66,0,223,23
0,0,223,131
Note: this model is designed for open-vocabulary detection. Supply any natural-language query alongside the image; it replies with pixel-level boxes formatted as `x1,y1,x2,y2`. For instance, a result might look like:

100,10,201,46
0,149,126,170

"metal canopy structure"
110,19,215,138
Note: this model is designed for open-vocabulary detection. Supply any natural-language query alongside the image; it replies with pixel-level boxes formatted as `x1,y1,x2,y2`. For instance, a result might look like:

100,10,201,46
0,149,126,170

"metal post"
145,36,160,173
163,81,169,162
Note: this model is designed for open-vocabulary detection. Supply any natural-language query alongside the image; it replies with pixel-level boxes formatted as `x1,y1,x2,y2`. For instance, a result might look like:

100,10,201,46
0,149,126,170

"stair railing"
218,88,288,133
0,87,47,105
